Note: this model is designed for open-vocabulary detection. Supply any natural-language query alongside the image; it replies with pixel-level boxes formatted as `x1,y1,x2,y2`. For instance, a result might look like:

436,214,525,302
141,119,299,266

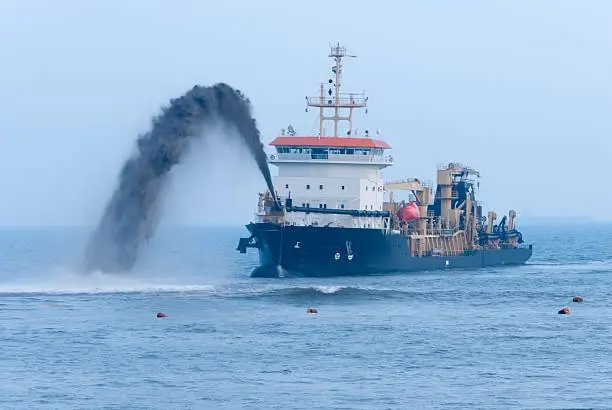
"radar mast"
305,43,368,138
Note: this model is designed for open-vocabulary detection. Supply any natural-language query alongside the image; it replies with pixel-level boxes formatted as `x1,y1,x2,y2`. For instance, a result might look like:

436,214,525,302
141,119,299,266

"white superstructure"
258,43,394,229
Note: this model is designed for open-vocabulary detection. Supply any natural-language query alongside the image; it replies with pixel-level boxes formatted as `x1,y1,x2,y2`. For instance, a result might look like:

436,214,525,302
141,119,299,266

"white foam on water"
0,266,216,295
527,260,612,274
313,285,346,294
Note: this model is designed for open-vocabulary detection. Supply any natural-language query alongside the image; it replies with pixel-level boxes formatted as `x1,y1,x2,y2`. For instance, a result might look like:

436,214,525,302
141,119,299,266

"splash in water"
84,83,277,273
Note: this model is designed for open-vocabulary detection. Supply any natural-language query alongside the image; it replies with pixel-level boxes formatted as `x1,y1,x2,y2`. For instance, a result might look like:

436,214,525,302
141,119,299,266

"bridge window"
319,184,323,190
311,148,329,159
340,204,345,209
323,204,327,209
306,184,310,189
341,185,345,190
285,184,289,189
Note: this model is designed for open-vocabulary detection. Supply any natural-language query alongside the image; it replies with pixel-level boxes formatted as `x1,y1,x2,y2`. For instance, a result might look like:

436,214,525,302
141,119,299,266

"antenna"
305,43,368,137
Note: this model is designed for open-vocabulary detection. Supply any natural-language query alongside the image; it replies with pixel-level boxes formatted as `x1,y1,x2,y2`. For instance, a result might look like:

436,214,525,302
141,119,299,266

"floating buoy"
306,307,318,314
156,312,167,318
558,307,570,315
572,296,584,303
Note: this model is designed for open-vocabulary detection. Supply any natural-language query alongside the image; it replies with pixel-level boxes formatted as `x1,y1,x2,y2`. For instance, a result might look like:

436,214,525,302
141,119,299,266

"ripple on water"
1,225,612,408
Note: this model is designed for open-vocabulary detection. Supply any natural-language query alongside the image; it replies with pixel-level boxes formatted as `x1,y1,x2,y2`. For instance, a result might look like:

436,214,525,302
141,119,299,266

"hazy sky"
1,0,610,227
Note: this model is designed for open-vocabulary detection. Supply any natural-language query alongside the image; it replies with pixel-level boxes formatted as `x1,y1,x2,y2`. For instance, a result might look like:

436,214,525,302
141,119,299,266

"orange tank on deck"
397,201,420,222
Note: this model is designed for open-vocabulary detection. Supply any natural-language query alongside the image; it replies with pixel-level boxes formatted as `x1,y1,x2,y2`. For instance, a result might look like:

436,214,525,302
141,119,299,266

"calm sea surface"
1,223,611,409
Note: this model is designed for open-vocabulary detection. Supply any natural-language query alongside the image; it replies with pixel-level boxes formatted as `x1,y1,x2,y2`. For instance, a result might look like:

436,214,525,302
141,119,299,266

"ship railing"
437,162,469,171
254,214,284,224
440,228,457,236
253,208,284,224
388,177,420,183
383,178,434,188
438,162,461,171
422,227,461,236
437,162,481,176
434,192,459,200
423,248,469,257
269,153,393,164
307,94,367,108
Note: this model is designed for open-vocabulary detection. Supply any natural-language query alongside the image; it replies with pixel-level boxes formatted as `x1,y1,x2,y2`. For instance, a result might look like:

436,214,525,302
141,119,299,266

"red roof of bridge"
269,136,391,149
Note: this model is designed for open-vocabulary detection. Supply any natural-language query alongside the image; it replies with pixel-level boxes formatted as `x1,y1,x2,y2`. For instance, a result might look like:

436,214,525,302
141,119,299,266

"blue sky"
0,0,610,226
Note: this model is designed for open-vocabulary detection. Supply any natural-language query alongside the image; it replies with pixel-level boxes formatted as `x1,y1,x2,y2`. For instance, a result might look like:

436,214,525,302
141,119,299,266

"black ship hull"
237,222,533,278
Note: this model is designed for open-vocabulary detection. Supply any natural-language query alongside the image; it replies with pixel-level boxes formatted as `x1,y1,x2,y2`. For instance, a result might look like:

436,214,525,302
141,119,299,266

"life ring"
270,154,276,160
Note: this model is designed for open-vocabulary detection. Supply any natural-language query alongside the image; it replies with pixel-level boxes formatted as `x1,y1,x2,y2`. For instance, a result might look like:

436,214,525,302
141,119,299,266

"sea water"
1,223,611,409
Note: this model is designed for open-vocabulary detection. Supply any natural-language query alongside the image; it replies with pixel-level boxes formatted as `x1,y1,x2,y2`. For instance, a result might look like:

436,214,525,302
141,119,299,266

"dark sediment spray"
84,83,278,273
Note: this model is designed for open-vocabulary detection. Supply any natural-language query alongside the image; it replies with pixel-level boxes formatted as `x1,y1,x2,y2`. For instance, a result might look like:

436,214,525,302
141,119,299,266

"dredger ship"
237,43,533,277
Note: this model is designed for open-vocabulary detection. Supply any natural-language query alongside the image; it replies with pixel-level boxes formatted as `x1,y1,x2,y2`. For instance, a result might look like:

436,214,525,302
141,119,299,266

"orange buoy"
558,307,570,315
572,296,584,303
306,307,318,314
156,312,167,318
